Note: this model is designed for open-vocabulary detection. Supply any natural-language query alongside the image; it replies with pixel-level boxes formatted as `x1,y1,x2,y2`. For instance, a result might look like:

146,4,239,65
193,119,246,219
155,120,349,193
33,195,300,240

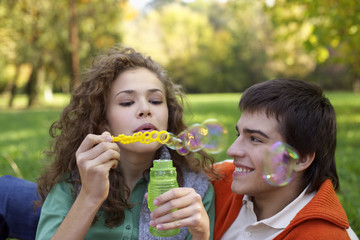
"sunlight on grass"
2,153,23,179
0,93,70,109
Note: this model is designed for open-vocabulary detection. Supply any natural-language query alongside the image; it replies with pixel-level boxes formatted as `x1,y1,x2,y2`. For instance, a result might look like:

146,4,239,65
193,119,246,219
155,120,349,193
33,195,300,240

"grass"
0,92,359,236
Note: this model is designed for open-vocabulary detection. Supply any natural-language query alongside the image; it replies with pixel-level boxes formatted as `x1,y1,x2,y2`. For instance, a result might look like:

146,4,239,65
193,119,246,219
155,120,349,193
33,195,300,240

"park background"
0,0,359,237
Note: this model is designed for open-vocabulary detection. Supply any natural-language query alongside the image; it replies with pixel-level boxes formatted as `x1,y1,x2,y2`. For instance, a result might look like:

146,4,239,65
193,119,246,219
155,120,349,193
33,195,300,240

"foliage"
123,0,272,92
266,0,360,90
1,0,360,107
0,92,359,235
0,0,124,104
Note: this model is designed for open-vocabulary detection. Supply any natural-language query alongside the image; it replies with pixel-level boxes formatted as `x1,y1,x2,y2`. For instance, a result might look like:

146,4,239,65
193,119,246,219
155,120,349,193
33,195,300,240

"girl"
36,47,216,239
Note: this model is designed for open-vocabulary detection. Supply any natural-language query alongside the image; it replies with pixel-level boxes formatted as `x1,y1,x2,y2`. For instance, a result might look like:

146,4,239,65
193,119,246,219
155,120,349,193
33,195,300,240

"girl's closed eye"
149,99,163,105
148,92,165,105
119,101,134,107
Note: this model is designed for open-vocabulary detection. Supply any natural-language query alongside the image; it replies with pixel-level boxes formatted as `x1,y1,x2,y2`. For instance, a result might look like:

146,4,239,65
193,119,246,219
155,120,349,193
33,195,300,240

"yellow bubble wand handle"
112,130,170,145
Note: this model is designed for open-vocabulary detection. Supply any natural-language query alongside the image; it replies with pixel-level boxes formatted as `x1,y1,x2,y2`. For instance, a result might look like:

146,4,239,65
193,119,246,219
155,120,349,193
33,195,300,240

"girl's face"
106,67,169,153
227,111,284,197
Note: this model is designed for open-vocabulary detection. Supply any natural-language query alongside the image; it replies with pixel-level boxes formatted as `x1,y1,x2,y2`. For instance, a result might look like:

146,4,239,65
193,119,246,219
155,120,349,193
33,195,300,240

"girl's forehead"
112,68,165,92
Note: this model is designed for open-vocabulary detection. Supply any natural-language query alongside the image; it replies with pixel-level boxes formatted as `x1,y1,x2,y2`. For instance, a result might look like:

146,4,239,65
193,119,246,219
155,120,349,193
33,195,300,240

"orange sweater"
212,161,351,240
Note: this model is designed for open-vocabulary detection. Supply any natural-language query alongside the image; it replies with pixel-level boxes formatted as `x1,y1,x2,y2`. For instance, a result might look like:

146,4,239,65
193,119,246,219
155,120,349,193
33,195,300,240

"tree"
0,0,125,107
266,0,360,91
69,0,80,91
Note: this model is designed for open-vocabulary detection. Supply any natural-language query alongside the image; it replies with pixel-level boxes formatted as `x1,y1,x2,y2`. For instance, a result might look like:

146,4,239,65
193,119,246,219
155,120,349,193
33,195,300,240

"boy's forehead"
238,111,280,134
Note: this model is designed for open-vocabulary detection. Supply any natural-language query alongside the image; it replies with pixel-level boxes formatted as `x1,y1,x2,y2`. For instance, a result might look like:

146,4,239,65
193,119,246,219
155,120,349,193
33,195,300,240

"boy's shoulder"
213,160,235,173
212,160,235,188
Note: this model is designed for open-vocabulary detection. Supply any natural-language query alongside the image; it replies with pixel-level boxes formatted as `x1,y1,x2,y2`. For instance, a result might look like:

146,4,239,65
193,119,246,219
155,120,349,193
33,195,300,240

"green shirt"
36,176,215,240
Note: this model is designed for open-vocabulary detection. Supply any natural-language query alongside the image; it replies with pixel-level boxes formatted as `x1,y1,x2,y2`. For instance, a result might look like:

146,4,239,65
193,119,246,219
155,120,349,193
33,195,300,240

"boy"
212,79,358,239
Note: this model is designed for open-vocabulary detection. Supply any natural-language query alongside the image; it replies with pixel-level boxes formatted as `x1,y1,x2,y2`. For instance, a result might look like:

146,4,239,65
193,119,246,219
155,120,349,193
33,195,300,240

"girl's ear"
293,152,315,172
100,120,111,133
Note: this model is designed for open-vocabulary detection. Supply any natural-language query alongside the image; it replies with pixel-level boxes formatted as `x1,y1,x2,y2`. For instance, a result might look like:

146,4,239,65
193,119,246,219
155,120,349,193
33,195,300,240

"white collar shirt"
221,187,315,240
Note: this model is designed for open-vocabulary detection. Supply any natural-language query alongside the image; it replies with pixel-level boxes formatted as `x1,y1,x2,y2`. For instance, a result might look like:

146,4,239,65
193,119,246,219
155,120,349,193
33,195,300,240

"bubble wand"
112,119,228,155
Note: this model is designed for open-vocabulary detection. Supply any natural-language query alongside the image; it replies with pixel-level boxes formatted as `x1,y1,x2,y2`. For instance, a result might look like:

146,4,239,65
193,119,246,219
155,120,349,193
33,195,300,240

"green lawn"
0,92,359,235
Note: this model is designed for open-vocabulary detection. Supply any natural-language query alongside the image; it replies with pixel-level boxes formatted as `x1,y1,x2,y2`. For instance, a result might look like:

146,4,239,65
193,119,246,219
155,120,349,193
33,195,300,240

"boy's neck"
252,179,304,220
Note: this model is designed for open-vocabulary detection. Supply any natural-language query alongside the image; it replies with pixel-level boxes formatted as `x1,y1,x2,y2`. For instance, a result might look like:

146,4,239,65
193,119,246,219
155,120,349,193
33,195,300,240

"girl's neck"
119,151,154,191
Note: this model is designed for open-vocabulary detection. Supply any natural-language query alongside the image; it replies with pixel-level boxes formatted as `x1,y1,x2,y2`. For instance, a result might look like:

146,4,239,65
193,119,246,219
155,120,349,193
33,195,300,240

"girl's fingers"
76,132,120,168
77,146,120,172
152,188,193,207
151,188,200,218
76,132,112,156
98,159,119,172
150,204,202,227
149,188,209,239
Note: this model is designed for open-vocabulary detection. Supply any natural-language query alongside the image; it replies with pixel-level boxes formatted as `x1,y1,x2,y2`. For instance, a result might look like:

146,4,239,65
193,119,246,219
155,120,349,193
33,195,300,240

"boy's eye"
250,136,262,143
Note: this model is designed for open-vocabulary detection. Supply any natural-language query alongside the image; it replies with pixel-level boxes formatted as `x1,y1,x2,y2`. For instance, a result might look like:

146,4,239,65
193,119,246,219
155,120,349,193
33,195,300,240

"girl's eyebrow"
148,88,164,94
115,88,164,97
115,90,134,97
236,126,270,139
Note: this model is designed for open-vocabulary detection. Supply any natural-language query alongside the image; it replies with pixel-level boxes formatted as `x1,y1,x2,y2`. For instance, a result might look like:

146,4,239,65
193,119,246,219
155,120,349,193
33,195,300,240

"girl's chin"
120,142,162,152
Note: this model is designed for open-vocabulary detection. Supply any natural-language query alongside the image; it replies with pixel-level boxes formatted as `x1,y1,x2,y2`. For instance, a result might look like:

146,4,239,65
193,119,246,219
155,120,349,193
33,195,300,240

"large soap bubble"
201,119,228,154
262,141,299,186
168,119,228,155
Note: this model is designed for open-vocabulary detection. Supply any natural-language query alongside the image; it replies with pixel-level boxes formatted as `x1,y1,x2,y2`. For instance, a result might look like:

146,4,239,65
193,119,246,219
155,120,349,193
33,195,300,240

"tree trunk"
353,77,360,93
26,68,37,108
69,0,80,92
7,65,20,108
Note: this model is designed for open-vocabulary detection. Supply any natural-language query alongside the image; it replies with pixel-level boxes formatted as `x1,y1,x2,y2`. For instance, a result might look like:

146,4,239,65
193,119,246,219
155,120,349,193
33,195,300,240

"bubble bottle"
147,159,180,237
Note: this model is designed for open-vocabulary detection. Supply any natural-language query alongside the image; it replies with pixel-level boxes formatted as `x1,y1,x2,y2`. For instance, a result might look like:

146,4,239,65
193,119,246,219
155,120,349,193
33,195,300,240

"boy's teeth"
235,167,252,173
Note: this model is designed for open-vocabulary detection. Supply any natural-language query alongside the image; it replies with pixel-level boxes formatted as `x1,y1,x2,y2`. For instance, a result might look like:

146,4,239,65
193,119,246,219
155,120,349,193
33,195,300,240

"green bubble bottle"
148,159,180,237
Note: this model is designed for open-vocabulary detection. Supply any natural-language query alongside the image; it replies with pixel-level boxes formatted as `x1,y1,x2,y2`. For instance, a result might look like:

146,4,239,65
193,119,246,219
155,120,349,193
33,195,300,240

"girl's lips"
134,123,157,133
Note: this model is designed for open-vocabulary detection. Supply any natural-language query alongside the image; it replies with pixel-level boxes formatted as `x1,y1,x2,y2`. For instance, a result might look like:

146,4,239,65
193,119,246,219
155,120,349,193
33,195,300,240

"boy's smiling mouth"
233,163,254,176
234,167,253,173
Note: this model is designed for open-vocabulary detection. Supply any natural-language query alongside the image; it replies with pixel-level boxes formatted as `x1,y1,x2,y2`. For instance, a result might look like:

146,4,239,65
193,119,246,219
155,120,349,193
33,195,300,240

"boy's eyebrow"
240,127,270,139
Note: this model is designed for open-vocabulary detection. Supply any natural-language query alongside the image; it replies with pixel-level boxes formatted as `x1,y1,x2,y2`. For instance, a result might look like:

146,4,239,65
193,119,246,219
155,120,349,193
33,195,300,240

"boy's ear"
293,152,315,172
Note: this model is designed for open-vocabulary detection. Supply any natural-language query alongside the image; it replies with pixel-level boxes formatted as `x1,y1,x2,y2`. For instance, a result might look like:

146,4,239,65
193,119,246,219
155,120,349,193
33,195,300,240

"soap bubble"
165,133,190,155
165,119,228,156
183,123,208,152
262,141,299,186
201,119,228,154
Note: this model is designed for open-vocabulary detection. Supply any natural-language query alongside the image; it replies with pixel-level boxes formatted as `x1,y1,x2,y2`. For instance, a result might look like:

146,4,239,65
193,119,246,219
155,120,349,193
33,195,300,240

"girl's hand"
148,188,210,240
75,132,120,205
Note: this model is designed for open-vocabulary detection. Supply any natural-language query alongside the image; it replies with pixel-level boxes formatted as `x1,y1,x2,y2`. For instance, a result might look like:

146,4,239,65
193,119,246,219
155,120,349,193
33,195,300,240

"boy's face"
227,110,285,197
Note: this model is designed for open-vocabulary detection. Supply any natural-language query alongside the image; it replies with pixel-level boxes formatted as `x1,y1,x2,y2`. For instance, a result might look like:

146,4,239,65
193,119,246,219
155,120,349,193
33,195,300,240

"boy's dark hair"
239,79,338,193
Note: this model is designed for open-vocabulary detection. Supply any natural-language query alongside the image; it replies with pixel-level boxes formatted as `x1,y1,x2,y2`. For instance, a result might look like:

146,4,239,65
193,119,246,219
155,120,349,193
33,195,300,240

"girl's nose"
138,110,152,118
137,102,152,118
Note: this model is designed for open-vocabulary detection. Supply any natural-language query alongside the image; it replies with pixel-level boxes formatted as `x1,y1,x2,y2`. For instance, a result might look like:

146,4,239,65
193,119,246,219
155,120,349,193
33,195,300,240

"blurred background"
1,0,359,107
0,0,359,235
